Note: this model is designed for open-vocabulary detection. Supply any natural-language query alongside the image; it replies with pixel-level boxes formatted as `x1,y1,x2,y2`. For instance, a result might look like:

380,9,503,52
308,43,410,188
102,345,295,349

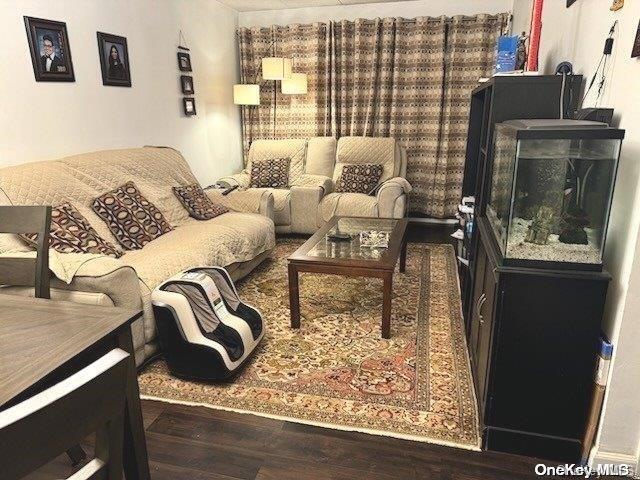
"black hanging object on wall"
555,62,573,75
567,0,579,7
582,21,617,106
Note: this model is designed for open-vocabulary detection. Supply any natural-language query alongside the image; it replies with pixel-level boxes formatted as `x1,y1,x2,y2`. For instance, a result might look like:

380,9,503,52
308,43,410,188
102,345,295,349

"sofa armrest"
53,262,142,308
217,172,250,188
377,177,412,218
206,188,274,220
291,173,333,194
290,186,324,234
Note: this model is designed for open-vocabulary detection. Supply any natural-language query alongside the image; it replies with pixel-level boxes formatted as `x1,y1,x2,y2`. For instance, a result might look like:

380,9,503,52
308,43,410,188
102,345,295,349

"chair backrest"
0,348,129,480
0,206,51,298
333,137,403,184
305,137,337,178
246,138,308,185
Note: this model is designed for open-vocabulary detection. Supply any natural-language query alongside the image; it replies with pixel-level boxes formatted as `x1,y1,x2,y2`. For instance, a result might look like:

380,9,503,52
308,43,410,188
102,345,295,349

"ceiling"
217,0,414,12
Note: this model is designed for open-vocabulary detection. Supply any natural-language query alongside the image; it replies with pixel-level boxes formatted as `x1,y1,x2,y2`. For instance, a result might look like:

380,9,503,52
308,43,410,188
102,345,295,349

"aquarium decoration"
559,208,590,245
525,206,555,245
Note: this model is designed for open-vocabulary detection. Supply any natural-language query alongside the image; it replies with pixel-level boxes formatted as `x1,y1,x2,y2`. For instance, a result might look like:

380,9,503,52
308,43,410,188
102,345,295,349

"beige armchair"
218,138,337,234
219,136,411,233
318,136,411,223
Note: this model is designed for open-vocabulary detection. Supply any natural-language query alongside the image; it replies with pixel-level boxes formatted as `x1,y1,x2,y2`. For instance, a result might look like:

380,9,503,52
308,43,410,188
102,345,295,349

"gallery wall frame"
180,75,194,95
177,52,192,72
24,16,75,82
183,97,196,116
97,32,132,87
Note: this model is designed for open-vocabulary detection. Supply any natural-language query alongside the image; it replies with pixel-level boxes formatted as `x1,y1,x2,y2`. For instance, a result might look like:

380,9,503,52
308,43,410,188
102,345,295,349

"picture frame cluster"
24,16,131,87
23,16,201,117
178,48,196,116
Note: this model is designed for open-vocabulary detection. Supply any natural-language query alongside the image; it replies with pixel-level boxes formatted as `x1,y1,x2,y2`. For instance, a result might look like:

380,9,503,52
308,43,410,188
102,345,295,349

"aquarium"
486,119,624,268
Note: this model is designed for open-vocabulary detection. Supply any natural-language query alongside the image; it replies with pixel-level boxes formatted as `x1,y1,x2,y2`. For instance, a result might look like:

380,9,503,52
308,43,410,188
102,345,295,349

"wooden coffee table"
287,216,408,338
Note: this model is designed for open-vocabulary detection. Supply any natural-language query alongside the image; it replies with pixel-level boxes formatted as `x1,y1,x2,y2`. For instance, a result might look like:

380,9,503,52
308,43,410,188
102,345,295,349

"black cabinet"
468,218,610,461
459,75,583,325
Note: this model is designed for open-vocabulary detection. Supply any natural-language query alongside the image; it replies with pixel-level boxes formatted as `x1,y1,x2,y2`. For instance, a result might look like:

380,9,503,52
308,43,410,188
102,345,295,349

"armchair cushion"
319,177,412,223
319,193,379,223
249,157,290,188
173,184,228,220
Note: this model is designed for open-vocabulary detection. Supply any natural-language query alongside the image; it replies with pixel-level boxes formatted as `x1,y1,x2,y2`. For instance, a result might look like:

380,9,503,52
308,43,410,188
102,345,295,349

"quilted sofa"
218,136,412,234
0,147,275,365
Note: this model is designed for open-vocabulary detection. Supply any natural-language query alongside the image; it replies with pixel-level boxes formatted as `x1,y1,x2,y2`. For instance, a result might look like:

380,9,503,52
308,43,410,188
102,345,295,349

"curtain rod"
237,13,508,32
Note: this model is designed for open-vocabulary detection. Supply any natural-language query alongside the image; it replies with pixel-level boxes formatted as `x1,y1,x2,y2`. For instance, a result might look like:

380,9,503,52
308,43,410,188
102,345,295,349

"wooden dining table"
0,294,151,479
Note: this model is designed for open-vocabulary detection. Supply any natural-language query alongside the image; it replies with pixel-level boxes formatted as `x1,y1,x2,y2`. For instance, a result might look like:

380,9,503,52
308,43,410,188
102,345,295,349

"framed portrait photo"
183,97,196,116
24,16,75,82
177,52,192,72
97,32,131,87
180,75,194,95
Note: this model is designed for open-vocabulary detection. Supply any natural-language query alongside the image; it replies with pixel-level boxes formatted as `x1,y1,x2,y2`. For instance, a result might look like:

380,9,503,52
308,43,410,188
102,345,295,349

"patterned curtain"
237,24,331,156
237,13,508,217
434,15,509,217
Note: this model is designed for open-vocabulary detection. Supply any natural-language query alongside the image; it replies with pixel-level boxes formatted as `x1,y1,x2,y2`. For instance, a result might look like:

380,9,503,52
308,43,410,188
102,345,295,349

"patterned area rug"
138,240,480,449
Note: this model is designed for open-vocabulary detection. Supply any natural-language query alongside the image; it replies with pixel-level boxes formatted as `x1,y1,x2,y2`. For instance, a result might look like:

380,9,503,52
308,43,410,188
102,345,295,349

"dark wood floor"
24,222,560,480
28,399,549,480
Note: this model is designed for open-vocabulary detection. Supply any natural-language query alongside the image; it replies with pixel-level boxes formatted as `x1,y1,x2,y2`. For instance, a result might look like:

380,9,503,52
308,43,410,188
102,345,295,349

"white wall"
513,0,640,467
510,0,531,37
239,0,513,27
0,0,243,186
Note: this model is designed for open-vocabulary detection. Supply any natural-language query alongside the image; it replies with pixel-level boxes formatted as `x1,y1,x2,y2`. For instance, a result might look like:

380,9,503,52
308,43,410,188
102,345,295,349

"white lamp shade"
262,57,292,80
233,84,260,105
281,73,308,95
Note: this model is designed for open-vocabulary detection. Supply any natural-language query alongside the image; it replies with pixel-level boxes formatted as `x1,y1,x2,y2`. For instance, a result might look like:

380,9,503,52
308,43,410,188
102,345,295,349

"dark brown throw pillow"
249,157,290,189
173,184,229,220
336,164,384,195
92,181,173,250
21,202,122,258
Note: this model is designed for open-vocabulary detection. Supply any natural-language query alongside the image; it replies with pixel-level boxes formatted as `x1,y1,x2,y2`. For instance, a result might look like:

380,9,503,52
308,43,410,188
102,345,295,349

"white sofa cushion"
121,212,275,291
319,192,379,222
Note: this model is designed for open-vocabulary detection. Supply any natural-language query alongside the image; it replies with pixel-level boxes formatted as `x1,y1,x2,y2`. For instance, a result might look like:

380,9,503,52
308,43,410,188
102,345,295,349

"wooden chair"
0,205,52,298
0,349,130,480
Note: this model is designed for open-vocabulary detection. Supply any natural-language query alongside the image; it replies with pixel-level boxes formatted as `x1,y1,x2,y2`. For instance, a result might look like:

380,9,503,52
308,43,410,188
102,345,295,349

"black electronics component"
576,108,614,125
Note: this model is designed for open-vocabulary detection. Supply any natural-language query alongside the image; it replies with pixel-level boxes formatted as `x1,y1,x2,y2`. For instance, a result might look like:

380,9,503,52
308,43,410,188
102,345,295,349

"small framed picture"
97,32,131,87
24,16,75,82
177,52,192,72
183,97,196,116
180,75,194,95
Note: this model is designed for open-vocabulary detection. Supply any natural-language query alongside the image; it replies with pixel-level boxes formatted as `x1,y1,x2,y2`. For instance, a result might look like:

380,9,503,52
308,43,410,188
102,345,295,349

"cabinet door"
475,257,497,413
469,242,487,365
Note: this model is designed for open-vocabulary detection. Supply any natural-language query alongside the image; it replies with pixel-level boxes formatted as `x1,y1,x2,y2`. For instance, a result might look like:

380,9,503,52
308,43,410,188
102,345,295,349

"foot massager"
151,267,264,380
